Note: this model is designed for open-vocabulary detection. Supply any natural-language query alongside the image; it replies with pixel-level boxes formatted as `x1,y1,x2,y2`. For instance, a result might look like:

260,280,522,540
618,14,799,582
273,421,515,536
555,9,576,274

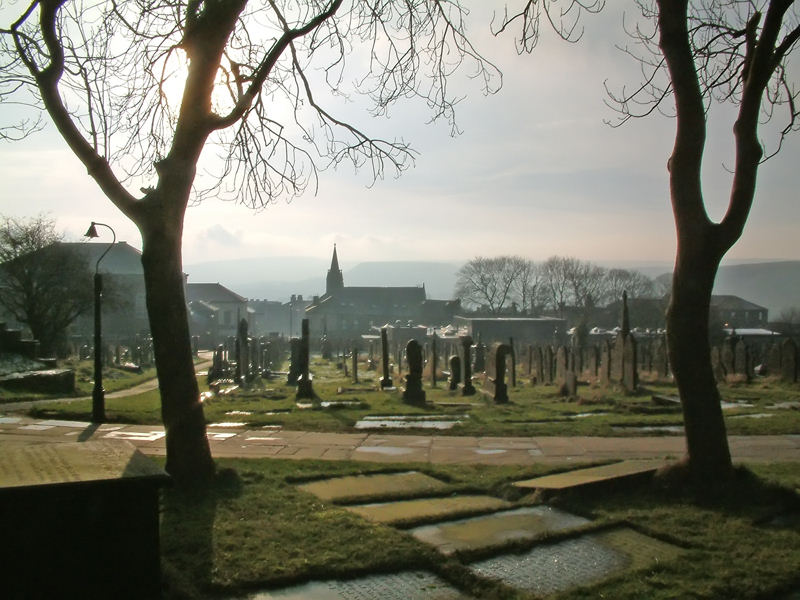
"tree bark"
140,210,215,487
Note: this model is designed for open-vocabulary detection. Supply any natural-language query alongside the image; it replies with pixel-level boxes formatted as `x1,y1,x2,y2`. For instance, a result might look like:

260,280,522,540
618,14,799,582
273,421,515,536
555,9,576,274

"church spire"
326,244,344,294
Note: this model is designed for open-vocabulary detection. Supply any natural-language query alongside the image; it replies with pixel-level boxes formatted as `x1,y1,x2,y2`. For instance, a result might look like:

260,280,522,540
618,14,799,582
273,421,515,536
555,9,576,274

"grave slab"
409,506,590,555
345,495,513,525
469,526,682,596
513,460,666,491
297,470,449,502
231,570,470,599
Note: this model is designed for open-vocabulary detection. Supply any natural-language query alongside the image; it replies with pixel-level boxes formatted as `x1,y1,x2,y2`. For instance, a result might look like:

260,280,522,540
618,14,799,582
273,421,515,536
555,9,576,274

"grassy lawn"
160,457,800,599
23,355,800,437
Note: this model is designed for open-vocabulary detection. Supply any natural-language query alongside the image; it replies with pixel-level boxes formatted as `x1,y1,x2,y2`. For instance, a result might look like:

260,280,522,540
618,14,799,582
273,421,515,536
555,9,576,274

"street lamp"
84,221,116,423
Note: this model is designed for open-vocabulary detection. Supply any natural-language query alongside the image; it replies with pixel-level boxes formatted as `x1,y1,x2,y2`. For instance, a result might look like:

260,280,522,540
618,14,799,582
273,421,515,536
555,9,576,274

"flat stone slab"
513,460,666,491
297,471,449,502
469,526,682,596
409,506,590,555
231,571,470,599
345,495,513,525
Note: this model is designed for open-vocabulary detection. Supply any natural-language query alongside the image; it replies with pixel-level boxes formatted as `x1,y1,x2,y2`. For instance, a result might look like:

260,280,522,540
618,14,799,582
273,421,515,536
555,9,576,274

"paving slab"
229,571,470,599
345,495,513,525
513,460,666,491
469,526,681,595
297,470,449,502
409,506,590,555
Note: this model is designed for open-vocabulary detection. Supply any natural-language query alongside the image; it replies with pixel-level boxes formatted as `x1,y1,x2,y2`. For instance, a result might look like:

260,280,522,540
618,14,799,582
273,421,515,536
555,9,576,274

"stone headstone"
485,343,511,404
402,339,426,404
711,346,726,383
599,341,611,385
296,319,314,399
352,345,359,384
461,336,476,396
380,327,393,389
287,338,301,385
555,346,568,387
448,355,461,391
474,342,486,373
543,346,554,385
734,338,751,381
622,334,638,392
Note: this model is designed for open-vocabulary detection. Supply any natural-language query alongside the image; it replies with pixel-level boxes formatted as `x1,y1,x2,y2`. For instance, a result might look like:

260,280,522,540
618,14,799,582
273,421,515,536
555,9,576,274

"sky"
1,3,798,271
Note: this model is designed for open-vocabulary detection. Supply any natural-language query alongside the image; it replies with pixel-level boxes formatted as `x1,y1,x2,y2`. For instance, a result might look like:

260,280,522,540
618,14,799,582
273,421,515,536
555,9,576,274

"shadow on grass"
161,468,243,599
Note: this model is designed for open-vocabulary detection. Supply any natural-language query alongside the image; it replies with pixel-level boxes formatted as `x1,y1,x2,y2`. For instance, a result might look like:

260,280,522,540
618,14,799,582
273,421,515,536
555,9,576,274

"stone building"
304,246,458,342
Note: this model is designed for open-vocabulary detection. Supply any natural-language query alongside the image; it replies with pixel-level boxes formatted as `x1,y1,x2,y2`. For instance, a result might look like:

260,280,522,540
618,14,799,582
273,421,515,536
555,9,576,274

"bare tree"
607,0,800,481
0,215,93,355
455,256,525,314
1,0,511,486
601,268,656,305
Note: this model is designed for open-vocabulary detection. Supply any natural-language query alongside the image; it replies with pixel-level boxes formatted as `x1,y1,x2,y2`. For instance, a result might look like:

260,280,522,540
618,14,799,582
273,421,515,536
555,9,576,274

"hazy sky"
1,4,798,268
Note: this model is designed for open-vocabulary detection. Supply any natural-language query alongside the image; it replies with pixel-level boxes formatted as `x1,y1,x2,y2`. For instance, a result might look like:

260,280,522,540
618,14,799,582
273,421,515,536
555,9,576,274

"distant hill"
655,261,800,318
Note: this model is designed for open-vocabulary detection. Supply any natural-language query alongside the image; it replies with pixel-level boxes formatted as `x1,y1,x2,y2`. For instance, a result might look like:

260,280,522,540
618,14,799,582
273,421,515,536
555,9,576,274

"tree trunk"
140,214,215,487
667,241,733,480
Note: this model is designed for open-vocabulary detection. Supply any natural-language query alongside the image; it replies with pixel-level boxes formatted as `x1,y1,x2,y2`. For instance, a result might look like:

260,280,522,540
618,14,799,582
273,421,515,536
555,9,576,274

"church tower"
326,244,344,295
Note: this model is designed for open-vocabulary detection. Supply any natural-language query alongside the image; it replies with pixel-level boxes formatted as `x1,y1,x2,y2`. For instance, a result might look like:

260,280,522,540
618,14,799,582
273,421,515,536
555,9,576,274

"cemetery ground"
2,356,800,598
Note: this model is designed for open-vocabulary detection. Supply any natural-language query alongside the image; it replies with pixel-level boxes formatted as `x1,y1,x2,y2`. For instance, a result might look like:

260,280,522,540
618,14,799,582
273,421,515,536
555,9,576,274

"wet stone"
345,495,513,525
513,460,666,491
469,527,682,596
297,471,448,502
409,506,590,555
233,571,470,599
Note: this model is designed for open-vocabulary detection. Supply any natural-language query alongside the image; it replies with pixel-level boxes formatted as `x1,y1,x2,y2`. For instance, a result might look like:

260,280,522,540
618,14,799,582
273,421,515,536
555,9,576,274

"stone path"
1,414,799,465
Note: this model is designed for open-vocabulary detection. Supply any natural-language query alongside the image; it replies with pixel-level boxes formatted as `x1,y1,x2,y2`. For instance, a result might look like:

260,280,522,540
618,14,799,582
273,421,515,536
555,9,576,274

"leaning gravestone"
485,342,511,404
402,339,426,404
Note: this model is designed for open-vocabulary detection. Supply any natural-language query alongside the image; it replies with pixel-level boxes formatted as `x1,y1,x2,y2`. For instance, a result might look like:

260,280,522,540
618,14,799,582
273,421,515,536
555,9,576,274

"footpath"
1,413,799,465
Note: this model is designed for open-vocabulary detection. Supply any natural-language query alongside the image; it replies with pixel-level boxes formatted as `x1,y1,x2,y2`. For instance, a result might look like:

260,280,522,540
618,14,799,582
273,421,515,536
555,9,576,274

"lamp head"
84,222,99,238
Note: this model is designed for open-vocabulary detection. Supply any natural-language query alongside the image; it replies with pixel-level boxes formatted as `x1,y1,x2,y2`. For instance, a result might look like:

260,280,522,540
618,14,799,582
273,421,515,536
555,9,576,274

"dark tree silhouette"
0,215,93,355
605,0,800,481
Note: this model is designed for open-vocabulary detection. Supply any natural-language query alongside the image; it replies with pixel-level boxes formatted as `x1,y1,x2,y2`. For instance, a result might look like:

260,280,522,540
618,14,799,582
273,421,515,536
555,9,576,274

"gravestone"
351,345,359,384
320,334,332,360
653,337,669,378
208,344,226,383
768,342,782,376
734,338,751,381
509,337,517,387
780,338,798,383
296,319,314,399
721,338,736,377
448,355,461,391
461,335,476,396
402,339,427,404
711,346,726,382
543,346,554,384
474,342,486,373
287,338,301,385
587,345,599,379
485,343,511,404
611,335,625,383
599,341,611,385
555,346,568,387
622,334,638,392
431,335,438,387
380,327,393,388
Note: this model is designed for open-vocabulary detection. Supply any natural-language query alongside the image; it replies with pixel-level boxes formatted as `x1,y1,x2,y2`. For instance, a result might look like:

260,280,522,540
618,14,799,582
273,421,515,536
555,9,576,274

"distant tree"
0,215,92,355
512,259,549,314
601,268,656,305
607,0,800,481
455,256,526,314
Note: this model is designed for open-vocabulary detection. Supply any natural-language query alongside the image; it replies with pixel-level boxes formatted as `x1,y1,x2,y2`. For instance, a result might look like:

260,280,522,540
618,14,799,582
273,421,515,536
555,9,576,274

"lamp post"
84,221,116,423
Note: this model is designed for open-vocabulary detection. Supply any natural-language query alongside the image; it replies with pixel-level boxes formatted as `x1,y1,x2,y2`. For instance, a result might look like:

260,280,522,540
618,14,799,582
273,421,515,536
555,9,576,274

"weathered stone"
780,338,798,383
379,327,393,389
622,334,638,392
461,335,476,396
485,342,511,404
448,355,461,391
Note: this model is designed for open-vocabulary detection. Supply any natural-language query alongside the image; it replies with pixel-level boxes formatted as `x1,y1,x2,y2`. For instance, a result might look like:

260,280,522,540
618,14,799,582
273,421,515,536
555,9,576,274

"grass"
159,457,800,599
16,355,800,436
